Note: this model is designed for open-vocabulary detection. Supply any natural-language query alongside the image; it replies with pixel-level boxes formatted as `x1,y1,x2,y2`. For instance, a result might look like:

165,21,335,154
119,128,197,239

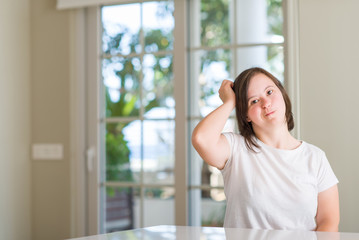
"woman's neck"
254,126,300,150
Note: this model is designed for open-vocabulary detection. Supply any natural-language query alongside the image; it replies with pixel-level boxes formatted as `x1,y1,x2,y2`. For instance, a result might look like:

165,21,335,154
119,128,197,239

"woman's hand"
219,80,236,109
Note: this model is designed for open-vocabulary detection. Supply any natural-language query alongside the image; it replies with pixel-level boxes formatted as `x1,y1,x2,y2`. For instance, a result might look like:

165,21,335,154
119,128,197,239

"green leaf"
122,94,137,116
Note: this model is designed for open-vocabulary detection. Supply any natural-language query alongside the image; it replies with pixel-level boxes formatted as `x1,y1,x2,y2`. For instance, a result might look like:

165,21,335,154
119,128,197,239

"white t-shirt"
221,132,339,230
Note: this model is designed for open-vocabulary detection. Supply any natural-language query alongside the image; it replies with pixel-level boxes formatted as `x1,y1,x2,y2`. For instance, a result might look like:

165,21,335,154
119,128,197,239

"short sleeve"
317,153,339,192
221,132,235,172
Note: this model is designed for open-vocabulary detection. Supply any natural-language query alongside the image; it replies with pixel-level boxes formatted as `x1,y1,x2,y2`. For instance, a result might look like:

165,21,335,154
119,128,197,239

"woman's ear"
247,116,251,122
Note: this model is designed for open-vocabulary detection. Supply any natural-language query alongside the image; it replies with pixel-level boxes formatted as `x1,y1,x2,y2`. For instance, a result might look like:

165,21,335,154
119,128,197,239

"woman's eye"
251,99,259,104
267,90,273,95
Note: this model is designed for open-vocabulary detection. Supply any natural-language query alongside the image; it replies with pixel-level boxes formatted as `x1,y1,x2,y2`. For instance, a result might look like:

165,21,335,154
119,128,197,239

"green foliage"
103,3,174,187
145,29,172,51
267,0,284,77
267,0,283,36
145,188,163,198
106,123,132,182
200,0,230,47
106,186,134,199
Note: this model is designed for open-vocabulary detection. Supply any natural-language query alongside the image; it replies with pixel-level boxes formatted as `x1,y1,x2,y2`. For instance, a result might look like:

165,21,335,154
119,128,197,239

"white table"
67,225,359,240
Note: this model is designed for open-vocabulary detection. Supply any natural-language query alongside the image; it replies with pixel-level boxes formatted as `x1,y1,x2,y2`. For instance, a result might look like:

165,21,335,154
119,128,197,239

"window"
100,1,176,232
188,0,284,227
84,0,287,234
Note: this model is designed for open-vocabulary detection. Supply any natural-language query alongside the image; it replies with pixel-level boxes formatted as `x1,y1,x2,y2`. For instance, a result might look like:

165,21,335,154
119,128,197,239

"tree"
102,2,174,195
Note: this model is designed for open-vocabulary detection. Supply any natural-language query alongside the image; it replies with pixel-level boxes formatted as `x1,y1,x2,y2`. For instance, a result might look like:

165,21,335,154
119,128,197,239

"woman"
192,67,339,231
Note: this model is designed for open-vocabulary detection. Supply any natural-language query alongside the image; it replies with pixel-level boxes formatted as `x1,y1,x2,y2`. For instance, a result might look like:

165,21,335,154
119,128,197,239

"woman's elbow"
316,219,340,232
191,131,203,150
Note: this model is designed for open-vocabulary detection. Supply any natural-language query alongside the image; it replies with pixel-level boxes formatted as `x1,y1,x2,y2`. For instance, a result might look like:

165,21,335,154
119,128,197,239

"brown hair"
233,67,294,152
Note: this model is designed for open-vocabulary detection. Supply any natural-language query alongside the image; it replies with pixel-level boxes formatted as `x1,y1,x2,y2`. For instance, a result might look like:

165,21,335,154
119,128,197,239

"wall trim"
69,8,87,238
173,0,188,226
284,0,301,139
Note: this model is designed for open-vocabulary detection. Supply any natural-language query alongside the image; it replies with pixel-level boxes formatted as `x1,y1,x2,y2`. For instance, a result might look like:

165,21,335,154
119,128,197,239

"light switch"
32,144,64,160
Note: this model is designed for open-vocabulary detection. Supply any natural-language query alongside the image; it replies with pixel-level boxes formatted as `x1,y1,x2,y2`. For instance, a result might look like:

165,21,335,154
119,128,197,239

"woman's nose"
261,98,271,108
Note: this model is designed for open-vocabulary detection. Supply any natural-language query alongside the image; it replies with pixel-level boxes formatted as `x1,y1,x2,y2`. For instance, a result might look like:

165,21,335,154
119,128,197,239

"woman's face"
246,73,287,131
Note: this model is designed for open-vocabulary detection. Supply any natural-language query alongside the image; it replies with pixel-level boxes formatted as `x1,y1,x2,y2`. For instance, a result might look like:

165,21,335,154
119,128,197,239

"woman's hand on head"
219,80,236,109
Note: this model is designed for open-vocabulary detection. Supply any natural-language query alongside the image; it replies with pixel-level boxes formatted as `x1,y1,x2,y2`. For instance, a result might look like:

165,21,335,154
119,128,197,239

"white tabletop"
67,225,359,240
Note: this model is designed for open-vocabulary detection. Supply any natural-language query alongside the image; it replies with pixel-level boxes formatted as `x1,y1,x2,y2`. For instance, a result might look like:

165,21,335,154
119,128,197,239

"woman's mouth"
265,111,275,117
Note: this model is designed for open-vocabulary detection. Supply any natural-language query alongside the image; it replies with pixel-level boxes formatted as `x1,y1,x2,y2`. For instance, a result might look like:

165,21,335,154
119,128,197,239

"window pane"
188,49,232,117
143,54,174,119
102,4,141,55
202,189,226,227
189,189,226,227
189,0,284,47
267,45,284,82
143,188,175,227
143,120,175,185
189,0,231,48
103,57,141,117
267,0,284,38
106,122,142,183
143,1,174,52
236,45,284,81
235,0,283,44
104,187,140,232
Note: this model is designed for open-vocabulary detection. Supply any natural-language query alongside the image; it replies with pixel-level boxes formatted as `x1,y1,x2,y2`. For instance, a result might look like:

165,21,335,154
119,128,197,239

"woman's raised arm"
191,80,236,170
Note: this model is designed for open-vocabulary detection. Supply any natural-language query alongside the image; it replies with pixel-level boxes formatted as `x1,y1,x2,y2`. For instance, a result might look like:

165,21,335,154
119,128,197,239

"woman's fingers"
219,80,233,93
219,80,235,106
221,79,232,87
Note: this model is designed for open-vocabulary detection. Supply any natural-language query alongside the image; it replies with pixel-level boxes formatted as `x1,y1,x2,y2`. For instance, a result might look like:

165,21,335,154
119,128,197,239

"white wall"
31,0,72,239
299,0,359,232
0,1,31,240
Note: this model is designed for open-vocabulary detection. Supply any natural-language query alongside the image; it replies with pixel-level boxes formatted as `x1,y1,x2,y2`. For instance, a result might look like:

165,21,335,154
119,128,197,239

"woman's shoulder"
222,131,241,137
222,132,242,141
299,141,327,162
222,132,246,149
301,141,325,154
